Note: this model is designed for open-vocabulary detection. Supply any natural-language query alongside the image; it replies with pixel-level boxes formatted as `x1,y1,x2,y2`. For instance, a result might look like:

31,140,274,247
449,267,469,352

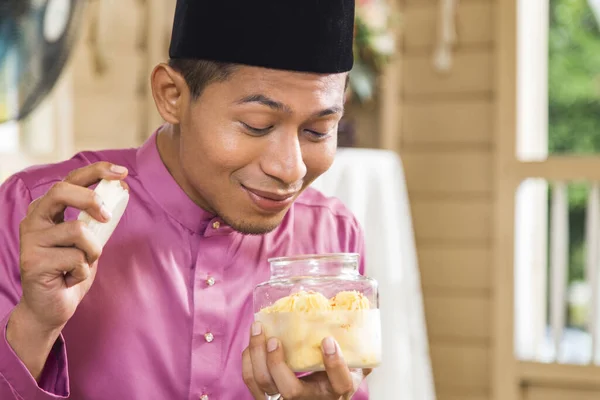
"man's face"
177,66,346,234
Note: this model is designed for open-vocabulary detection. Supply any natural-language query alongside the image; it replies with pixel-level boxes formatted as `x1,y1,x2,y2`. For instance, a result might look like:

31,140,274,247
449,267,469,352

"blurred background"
3,0,600,399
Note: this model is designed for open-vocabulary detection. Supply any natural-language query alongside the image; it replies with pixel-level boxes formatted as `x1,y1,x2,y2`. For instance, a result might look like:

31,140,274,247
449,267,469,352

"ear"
150,63,189,125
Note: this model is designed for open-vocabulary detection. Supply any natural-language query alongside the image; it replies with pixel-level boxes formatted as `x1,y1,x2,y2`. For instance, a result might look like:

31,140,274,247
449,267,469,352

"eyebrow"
235,94,344,118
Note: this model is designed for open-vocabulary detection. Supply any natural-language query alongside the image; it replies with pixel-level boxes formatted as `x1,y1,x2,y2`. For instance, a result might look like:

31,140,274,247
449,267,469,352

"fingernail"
267,338,278,352
100,204,112,220
322,337,337,355
110,165,128,174
251,322,262,336
93,194,112,220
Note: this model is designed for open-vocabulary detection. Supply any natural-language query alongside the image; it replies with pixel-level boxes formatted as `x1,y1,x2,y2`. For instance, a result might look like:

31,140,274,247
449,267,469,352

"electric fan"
0,0,85,123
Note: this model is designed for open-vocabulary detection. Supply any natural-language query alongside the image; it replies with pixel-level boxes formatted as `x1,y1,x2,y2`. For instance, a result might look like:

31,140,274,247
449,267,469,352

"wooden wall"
69,0,173,153
397,1,495,400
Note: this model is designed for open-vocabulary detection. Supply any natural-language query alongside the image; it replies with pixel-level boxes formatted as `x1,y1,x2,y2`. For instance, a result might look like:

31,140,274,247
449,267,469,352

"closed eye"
241,122,331,140
241,122,273,135
305,129,328,139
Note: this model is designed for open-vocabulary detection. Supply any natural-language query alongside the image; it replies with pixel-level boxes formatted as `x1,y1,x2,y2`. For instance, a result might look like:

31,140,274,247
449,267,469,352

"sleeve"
0,175,70,399
353,380,369,399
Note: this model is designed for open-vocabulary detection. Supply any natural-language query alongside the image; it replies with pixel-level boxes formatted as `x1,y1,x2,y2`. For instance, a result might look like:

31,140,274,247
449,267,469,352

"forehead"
216,66,347,109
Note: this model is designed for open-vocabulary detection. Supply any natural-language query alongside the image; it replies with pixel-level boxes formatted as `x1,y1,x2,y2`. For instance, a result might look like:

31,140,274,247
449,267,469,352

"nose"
260,132,307,185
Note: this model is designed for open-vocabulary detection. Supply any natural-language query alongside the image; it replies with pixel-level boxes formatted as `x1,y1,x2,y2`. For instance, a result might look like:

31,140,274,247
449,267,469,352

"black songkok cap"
169,0,355,74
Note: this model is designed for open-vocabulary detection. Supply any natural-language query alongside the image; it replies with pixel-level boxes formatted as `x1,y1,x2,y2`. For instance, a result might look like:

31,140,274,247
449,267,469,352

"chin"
222,213,286,235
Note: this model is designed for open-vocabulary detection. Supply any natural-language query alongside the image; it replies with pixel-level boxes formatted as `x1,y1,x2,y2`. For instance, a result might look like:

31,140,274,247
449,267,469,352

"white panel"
514,178,548,361
586,183,600,364
550,182,569,361
516,0,548,161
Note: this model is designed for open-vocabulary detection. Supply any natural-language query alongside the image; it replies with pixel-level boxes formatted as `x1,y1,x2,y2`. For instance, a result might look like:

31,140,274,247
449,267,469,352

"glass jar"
253,253,381,372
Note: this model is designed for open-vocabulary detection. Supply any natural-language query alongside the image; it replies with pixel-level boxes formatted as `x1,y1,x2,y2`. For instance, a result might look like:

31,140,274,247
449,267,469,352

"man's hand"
242,322,371,400
6,162,128,380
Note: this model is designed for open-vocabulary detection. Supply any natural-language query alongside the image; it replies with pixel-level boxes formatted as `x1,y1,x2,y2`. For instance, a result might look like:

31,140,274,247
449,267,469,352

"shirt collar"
136,129,232,235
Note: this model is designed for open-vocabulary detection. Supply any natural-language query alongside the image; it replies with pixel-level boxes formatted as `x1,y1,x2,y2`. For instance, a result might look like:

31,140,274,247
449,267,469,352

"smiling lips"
242,186,297,213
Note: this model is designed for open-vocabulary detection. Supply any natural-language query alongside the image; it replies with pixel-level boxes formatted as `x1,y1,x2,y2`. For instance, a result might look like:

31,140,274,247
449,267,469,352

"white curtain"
311,148,436,400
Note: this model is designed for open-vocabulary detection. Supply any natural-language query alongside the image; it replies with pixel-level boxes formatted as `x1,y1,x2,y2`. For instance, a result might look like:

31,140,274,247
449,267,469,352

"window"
515,0,600,364
496,0,600,398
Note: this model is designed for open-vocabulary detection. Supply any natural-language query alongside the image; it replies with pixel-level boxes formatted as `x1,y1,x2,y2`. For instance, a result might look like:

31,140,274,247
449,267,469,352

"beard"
218,211,286,235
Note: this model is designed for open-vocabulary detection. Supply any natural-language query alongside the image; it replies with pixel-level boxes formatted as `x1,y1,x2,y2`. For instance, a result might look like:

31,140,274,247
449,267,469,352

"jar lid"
268,253,360,264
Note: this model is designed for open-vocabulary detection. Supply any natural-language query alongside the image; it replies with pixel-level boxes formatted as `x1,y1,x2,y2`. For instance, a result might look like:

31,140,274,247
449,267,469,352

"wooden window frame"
495,1,600,399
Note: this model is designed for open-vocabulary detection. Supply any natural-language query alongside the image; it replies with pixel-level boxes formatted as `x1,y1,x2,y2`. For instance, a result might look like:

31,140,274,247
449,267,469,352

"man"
0,0,371,399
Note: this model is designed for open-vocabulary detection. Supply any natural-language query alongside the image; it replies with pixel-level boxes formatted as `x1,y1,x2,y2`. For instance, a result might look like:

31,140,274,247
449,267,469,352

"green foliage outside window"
549,0,600,286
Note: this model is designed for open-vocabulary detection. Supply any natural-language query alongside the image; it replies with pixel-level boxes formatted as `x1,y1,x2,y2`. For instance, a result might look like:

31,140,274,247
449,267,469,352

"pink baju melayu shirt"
0,132,369,400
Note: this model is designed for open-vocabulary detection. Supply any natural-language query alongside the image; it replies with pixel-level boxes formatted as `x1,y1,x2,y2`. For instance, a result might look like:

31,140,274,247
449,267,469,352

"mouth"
241,185,297,213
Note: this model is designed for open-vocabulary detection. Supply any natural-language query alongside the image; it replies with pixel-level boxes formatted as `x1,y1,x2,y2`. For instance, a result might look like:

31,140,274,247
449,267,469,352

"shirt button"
200,395,208,400
212,221,220,229
204,332,214,343
206,276,215,286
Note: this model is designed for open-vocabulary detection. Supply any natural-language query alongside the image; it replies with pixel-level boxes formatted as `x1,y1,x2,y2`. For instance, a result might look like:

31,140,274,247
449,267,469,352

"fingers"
25,163,128,230
244,324,358,400
242,348,268,400
20,221,102,289
321,337,355,397
58,247,97,288
64,162,128,187
249,322,279,395
20,246,93,287
35,182,109,226
38,221,102,263
265,338,307,400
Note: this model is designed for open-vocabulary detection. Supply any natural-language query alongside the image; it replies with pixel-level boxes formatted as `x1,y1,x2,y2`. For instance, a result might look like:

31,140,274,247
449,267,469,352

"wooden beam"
519,362,600,389
493,0,519,398
514,157,600,182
